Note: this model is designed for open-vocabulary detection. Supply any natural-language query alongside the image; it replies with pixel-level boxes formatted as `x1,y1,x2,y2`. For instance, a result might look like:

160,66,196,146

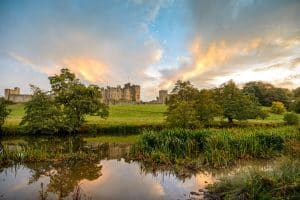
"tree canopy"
243,81,291,107
0,97,10,132
21,68,109,134
219,80,261,123
21,86,64,134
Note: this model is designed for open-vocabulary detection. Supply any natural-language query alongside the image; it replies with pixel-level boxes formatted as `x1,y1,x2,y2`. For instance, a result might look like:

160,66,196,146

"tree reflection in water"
0,136,132,199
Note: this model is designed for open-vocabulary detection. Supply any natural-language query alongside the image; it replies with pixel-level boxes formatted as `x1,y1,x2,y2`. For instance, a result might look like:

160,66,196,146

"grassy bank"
4,103,167,128
3,103,296,135
207,158,300,199
2,103,167,134
132,126,300,168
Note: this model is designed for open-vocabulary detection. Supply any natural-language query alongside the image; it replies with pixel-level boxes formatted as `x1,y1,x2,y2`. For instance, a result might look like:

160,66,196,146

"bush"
258,109,269,120
291,100,300,114
283,112,299,125
270,101,286,114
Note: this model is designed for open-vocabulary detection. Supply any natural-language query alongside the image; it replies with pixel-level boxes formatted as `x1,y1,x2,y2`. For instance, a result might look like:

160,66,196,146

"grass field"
4,103,167,128
4,103,298,130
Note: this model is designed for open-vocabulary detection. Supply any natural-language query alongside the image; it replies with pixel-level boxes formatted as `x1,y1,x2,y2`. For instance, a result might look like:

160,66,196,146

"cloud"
0,0,299,100
0,0,168,99
157,0,300,90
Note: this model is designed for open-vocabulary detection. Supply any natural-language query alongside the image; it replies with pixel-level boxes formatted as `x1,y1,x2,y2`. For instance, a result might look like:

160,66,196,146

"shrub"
258,109,270,120
292,100,300,114
283,112,299,125
270,101,286,114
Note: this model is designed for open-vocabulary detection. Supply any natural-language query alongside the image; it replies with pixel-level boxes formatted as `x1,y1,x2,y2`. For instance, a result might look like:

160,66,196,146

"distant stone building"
101,83,140,104
4,87,32,103
157,90,168,104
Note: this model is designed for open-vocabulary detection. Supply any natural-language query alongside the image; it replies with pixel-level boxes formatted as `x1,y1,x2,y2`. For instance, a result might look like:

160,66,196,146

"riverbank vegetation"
132,126,300,168
207,158,300,199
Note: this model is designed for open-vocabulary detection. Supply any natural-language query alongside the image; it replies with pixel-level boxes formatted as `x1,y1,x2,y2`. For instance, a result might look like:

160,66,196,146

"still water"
0,136,269,200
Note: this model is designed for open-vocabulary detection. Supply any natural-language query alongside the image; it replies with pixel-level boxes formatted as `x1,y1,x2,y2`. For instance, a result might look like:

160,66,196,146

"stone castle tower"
101,83,140,104
4,87,32,103
157,90,168,104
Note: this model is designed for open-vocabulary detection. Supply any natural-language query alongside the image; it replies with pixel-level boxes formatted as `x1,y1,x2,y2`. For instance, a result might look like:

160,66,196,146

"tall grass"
207,158,300,199
132,126,300,167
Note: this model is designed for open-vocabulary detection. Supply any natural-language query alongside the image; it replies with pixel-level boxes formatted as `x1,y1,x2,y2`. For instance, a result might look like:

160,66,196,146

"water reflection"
0,136,274,200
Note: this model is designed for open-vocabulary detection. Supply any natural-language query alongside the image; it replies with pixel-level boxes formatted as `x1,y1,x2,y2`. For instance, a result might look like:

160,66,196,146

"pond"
0,136,272,200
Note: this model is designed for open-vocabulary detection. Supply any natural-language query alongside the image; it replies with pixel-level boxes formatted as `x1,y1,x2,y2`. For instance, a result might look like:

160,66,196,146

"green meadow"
4,103,292,129
4,103,167,129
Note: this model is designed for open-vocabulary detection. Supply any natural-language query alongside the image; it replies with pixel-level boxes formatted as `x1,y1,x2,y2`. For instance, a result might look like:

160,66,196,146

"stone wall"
8,94,32,103
4,87,32,103
4,87,20,100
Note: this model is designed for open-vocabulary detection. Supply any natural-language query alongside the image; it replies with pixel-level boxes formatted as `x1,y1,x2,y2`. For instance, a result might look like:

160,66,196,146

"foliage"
0,97,10,131
243,81,292,107
283,112,299,125
166,100,199,128
166,80,222,128
133,126,299,167
195,89,222,125
257,108,270,120
218,80,261,123
48,68,109,132
290,100,300,114
166,81,200,128
271,101,286,114
20,86,64,134
293,87,300,98
208,159,300,200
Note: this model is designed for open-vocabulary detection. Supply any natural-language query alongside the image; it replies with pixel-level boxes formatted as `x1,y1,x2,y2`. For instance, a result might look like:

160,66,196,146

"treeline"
166,80,300,128
0,68,109,134
0,68,299,134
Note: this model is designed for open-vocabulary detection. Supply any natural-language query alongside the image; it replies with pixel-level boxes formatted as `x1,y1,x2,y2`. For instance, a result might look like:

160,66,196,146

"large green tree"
195,89,221,125
243,81,291,107
166,80,221,127
166,81,199,128
20,86,64,134
49,68,109,132
0,97,10,133
219,80,261,123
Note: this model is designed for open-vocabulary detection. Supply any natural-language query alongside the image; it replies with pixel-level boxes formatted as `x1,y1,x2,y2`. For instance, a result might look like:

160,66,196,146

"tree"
20,86,64,134
166,81,221,127
0,97,10,133
243,81,291,107
293,87,300,98
49,68,109,132
283,112,299,125
166,101,199,128
293,100,300,114
195,89,221,125
270,101,286,114
166,81,200,128
219,80,261,123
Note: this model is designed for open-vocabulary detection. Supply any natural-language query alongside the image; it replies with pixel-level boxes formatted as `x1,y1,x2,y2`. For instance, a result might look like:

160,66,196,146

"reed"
207,158,300,199
132,126,300,167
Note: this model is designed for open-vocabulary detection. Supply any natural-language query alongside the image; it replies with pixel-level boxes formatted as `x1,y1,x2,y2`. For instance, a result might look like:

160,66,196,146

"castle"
157,90,168,104
101,83,140,104
4,87,32,103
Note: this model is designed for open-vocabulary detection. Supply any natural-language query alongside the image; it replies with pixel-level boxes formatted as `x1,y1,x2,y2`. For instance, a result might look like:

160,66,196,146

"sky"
0,0,299,101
